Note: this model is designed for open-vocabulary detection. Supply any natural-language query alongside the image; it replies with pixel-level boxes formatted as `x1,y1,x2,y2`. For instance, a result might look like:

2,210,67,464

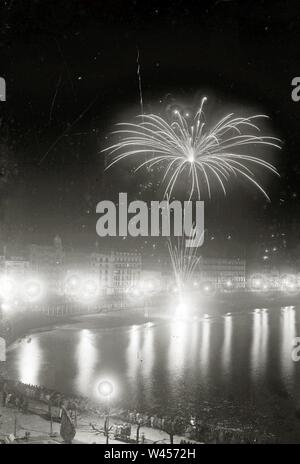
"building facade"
196,257,246,289
90,252,113,294
111,251,142,294
1,256,30,277
28,239,142,296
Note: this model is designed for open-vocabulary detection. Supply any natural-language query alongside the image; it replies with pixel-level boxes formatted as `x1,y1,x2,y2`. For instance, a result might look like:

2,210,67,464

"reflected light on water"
75,329,98,396
251,311,269,379
126,325,142,382
141,323,154,379
18,338,42,385
175,301,187,319
6,302,300,422
261,311,269,367
199,320,211,377
190,321,200,365
139,323,155,405
281,308,296,390
222,315,232,373
168,319,188,374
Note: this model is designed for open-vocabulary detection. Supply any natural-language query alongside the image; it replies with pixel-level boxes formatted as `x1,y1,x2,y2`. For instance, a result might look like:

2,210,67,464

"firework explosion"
103,97,281,200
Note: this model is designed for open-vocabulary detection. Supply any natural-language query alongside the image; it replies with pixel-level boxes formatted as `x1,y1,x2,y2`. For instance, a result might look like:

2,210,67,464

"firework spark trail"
39,94,99,164
103,97,281,200
167,228,204,289
48,72,62,125
136,47,144,116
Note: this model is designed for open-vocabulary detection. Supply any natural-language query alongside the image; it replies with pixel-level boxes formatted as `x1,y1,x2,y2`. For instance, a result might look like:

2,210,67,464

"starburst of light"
103,97,281,200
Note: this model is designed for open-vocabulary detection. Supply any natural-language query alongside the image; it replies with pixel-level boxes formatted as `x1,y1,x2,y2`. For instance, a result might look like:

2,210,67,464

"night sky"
1,0,300,261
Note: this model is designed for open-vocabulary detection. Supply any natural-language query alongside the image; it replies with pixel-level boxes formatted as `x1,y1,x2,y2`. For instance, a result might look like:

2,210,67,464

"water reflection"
261,312,269,367
168,319,188,374
190,320,200,365
5,304,299,421
141,323,154,379
251,311,269,378
75,329,98,396
222,315,232,373
139,323,155,405
281,308,296,390
18,338,42,385
126,325,142,381
199,320,211,377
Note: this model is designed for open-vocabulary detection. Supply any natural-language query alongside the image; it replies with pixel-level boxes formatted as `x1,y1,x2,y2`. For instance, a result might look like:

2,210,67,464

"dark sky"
1,0,300,259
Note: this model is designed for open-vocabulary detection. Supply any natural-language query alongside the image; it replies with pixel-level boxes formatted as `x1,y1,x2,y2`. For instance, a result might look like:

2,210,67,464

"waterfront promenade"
0,399,199,444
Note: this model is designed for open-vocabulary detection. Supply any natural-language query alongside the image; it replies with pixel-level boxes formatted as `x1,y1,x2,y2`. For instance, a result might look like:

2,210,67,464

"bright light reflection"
141,323,154,379
281,307,296,390
75,329,98,396
140,323,155,405
175,300,188,319
168,318,188,374
126,325,142,385
18,337,41,385
222,314,232,372
251,311,269,380
199,319,211,377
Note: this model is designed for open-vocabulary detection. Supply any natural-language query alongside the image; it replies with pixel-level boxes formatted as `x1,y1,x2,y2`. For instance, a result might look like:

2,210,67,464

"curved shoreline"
5,289,299,346
2,290,300,443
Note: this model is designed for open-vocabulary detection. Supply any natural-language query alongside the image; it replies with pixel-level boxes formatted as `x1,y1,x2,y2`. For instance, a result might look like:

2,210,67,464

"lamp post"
98,380,114,444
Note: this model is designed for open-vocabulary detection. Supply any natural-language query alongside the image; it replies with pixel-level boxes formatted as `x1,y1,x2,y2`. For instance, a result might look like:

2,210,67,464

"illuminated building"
196,257,246,289
90,252,113,295
111,251,141,294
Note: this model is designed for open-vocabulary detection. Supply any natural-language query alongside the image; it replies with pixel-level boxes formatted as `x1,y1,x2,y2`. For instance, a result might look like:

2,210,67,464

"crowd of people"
120,410,186,434
0,376,91,424
0,376,274,443
1,382,29,413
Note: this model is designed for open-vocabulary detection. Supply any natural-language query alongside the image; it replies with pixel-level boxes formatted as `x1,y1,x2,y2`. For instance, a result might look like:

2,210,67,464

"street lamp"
24,279,44,302
80,278,100,309
97,380,114,444
0,276,15,300
64,274,80,296
98,380,113,397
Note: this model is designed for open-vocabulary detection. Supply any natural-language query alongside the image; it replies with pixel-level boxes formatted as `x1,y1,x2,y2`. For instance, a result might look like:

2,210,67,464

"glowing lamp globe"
98,380,113,397
65,274,80,295
83,279,98,297
25,280,42,300
0,277,15,299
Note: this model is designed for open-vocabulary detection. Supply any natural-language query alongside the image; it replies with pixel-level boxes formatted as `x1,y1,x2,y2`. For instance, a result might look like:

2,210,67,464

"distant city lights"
0,266,299,315
64,273,100,302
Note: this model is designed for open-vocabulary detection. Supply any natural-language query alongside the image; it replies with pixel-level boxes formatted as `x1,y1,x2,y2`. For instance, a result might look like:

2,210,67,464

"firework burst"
103,97,281,200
